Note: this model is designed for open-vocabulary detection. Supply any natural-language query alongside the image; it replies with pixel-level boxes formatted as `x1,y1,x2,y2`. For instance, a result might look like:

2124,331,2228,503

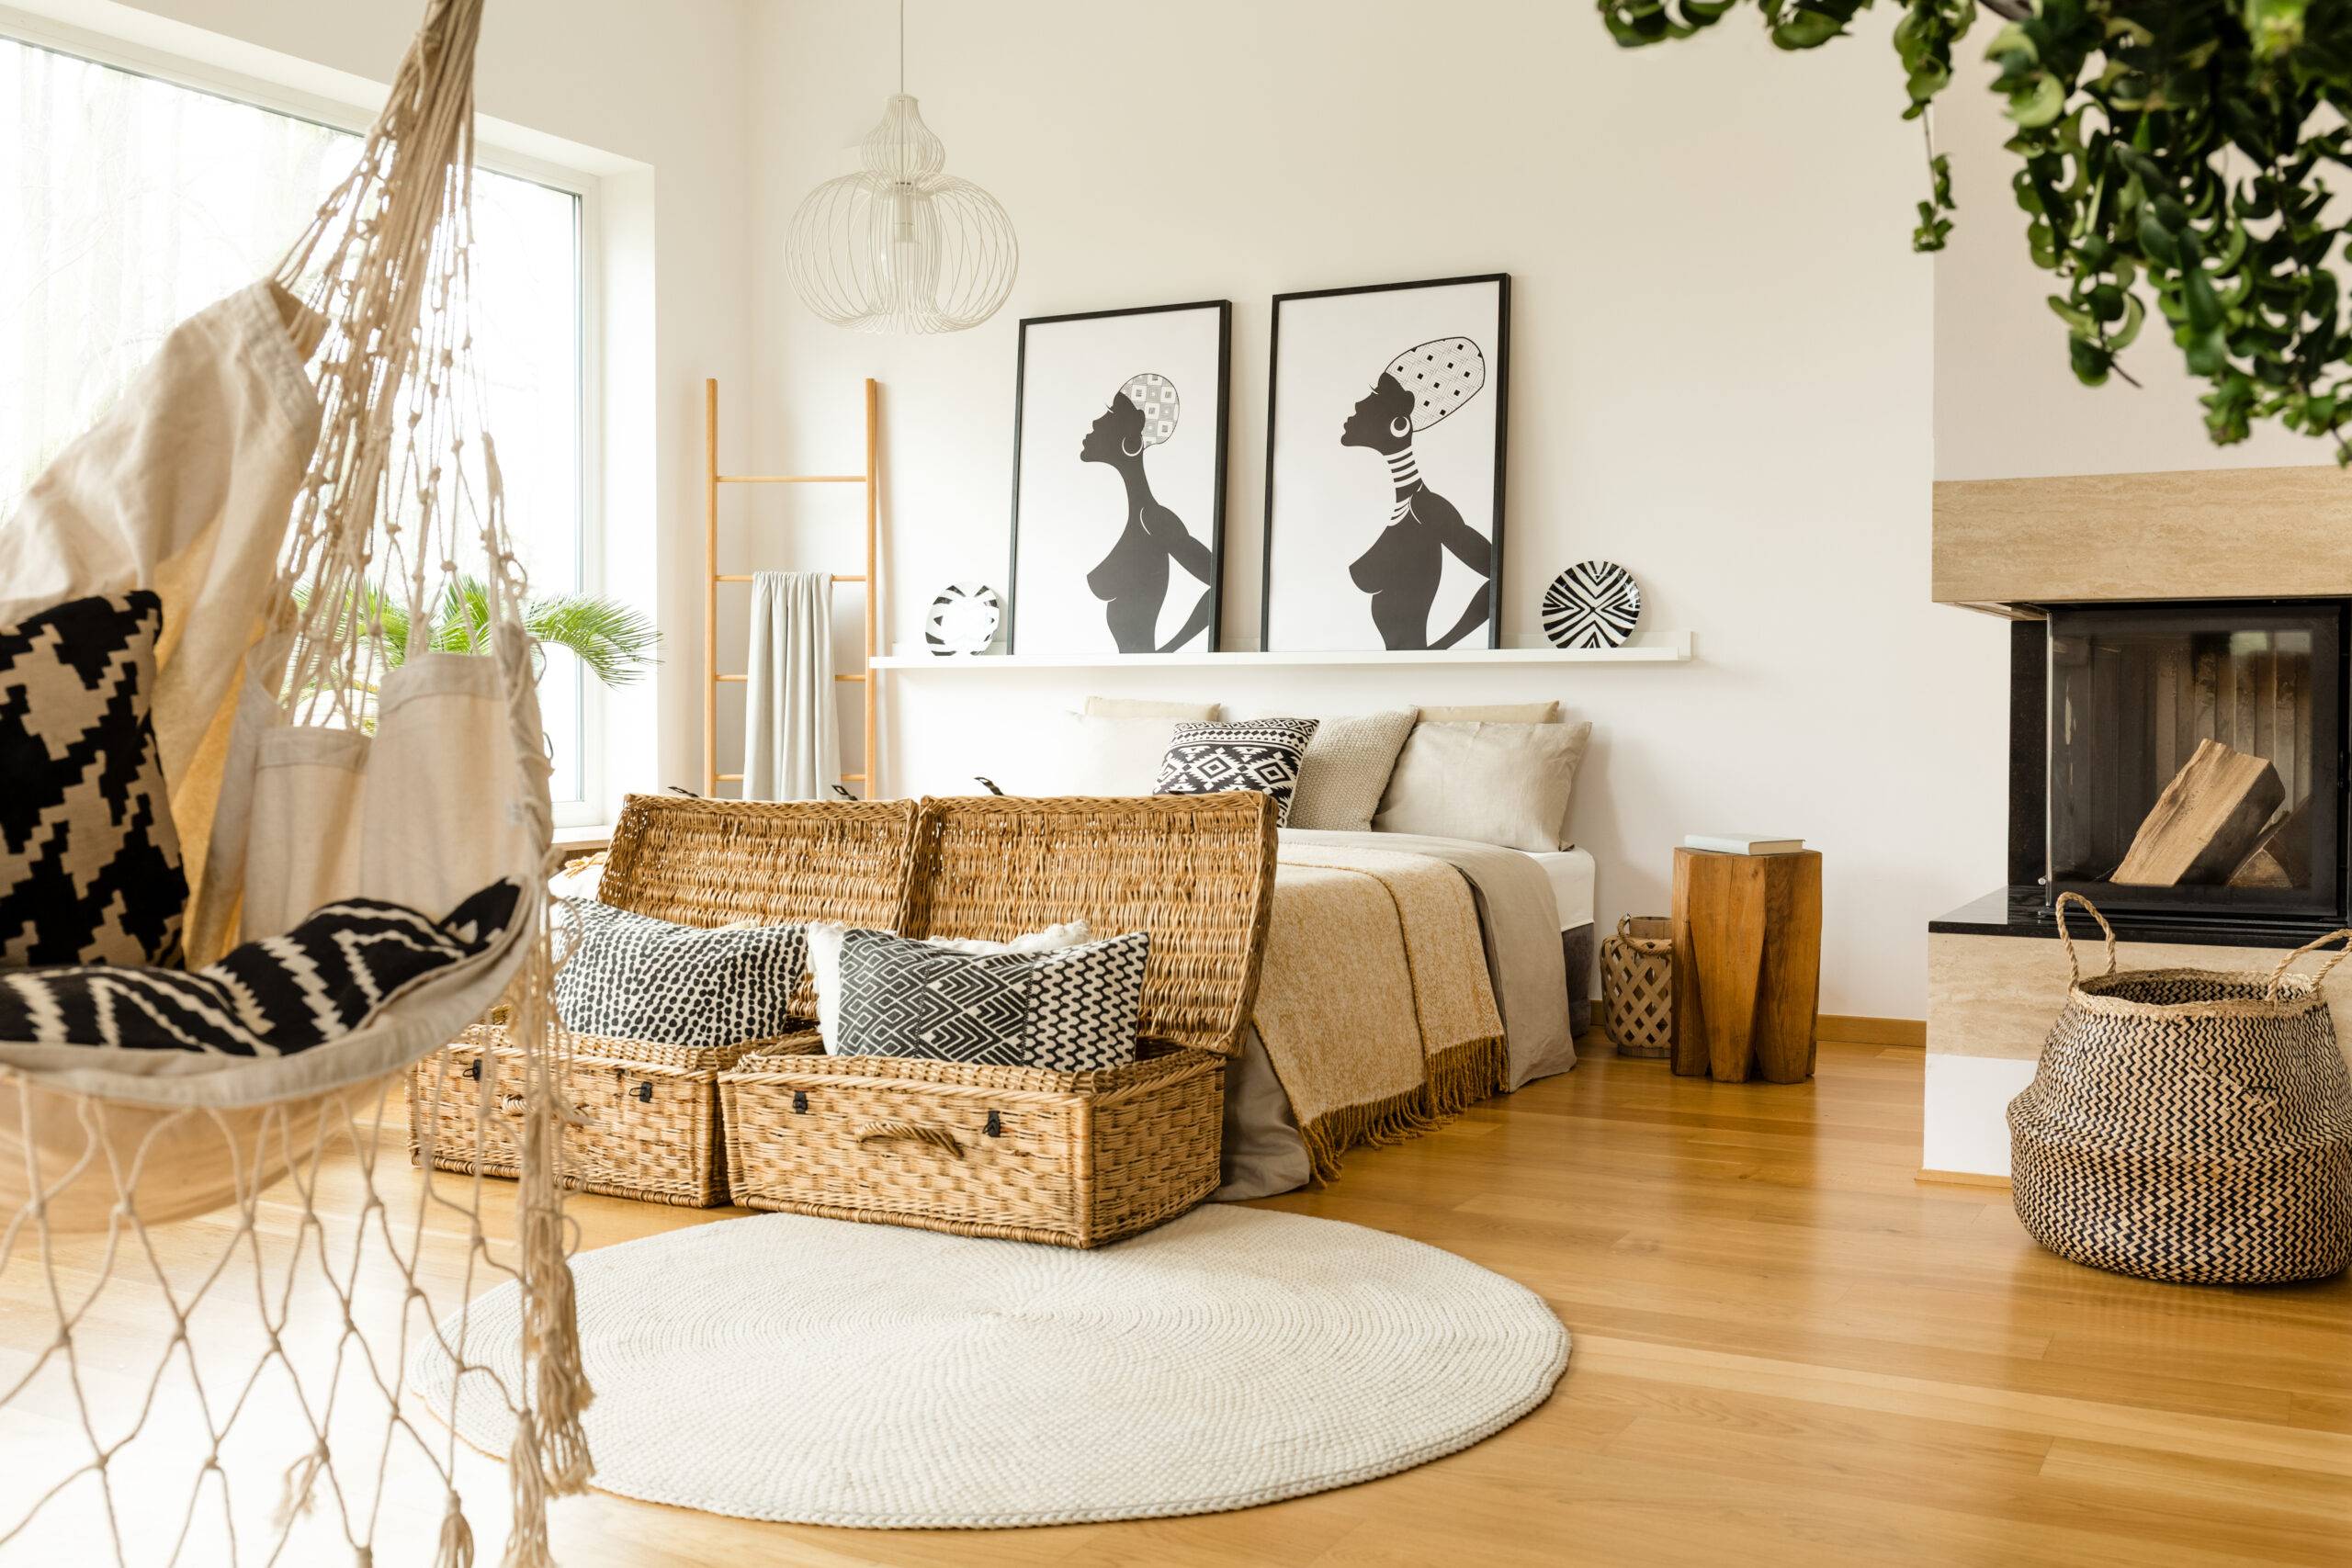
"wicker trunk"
721,793,1276,1248
409,794,917,1207
722,1036,1224,1246
412,1023,818,1206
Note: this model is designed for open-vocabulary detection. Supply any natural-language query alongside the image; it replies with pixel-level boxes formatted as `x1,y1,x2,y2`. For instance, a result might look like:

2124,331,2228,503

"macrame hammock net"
0,2,592,1562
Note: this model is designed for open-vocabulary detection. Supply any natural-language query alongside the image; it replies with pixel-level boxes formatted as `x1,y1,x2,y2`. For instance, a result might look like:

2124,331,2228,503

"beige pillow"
1374,721,1592,852
1272,709,1419,832
1083,695,1220,720
1416,700,1558,724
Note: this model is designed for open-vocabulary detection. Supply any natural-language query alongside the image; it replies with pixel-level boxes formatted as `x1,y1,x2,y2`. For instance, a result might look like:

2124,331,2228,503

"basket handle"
854,1119,965,1159
2052,892,2117,987
2266,930,2352,999
499,1092,594,1123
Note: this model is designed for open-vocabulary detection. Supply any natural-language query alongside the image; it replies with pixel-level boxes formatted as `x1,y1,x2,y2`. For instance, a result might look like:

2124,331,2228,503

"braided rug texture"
410,1206,1569,1528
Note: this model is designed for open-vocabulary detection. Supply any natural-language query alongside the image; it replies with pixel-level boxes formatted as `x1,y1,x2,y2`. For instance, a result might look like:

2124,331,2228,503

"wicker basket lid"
597,794,916,931
897,794,1279,1057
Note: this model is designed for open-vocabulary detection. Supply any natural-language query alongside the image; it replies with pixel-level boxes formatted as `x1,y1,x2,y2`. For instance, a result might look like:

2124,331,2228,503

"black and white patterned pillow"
1,591,187,967
835,928,1149,1073
1154,717,1319,826
0,880,519,1055
556,897,806,1049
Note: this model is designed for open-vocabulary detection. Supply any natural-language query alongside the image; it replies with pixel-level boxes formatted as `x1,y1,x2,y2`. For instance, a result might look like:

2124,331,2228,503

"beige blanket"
1254,844,1504,1178
1281,828,1576,1089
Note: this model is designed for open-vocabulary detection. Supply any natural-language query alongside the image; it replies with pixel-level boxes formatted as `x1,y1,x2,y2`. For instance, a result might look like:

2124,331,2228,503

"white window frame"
0,4,610,828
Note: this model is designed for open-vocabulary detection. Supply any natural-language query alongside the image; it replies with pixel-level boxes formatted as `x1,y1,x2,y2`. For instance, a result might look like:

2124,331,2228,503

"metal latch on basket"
464,1058,481,1080
792,1091,808,1114
983,1110,1002,1138
635,1081,653,1103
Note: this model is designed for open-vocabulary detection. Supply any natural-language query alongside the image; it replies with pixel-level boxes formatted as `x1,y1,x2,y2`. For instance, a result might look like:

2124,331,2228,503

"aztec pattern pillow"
833,927,1149,1073
0,880,519,1055
556,897,807,1049
1154,717,1320,826
1,591,187,967
804,919,1091,1053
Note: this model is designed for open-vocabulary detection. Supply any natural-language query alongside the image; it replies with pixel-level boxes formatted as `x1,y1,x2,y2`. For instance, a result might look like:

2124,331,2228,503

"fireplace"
2011,601,2348,936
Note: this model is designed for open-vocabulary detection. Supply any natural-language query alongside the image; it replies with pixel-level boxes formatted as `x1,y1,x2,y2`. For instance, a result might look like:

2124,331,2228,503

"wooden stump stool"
1670,848,1821,1083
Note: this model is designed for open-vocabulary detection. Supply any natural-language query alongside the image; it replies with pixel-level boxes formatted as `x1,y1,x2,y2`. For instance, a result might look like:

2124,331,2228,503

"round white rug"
409,1206,1568,1529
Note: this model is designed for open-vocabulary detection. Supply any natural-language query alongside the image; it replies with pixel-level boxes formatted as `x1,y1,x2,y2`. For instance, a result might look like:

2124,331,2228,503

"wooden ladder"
703,376,880,798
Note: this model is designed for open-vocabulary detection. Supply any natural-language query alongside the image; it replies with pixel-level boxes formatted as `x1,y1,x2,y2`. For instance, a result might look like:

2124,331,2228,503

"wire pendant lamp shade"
786,4,1017,334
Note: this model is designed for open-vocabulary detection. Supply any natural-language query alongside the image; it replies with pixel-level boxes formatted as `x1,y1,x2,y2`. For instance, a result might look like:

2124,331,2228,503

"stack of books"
1683,833,1805,856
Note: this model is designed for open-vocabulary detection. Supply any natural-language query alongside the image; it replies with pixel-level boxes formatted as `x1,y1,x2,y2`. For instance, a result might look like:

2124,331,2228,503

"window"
2,30,598,818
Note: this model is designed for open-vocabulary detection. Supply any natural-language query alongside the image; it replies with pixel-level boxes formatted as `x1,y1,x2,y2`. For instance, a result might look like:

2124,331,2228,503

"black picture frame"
1006,299,1233,655
1261,273,1510,653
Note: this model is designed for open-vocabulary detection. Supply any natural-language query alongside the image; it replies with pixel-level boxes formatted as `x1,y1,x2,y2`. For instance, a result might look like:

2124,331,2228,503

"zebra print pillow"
0,880,519,1054
555,898,807,1049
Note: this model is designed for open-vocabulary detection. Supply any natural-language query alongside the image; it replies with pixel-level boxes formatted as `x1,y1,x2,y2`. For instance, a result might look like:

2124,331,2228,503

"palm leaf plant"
292,576,659,726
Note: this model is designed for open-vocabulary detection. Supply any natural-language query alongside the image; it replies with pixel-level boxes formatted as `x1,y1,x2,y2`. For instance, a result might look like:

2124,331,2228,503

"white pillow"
1083,695,1220,719
1046,711,1182,795
1374,720,1592,852
804,919,1091,1052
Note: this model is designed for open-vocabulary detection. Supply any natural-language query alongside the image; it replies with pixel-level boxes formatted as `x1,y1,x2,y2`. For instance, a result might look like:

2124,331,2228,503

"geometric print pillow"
834,927,1149,1073
1154,717,1319,826
554,897,807,1050
0,591,187,967
0,879,519,1055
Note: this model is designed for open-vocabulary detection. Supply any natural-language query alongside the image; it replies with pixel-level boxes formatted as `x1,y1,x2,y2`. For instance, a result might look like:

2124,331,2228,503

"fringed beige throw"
1254,845,1505,1179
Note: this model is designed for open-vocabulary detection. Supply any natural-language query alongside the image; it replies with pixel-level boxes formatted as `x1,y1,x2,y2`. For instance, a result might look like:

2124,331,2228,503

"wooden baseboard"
1581,1010,1926,1049
1818,1014,1926,1048
1917,1168,2011,1190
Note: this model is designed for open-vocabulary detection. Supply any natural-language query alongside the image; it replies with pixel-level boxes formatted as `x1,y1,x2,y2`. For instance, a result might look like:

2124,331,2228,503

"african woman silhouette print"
1081,373,1215,652
1341,338,1493,650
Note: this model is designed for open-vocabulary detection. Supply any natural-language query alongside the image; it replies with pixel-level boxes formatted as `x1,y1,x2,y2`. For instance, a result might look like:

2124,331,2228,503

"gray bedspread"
1216,829,1579,1201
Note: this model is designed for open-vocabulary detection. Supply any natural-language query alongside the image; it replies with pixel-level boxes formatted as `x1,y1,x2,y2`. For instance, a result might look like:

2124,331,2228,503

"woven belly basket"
2007,894,2352,1285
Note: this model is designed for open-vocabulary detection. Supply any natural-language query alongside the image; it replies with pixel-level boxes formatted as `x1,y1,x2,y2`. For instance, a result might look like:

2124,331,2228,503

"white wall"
1933,52,2335,480
746,0,2006,1018
22,0,756,813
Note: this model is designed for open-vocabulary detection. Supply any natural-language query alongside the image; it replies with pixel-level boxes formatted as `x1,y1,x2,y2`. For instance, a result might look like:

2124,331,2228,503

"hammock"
0,2,590,1562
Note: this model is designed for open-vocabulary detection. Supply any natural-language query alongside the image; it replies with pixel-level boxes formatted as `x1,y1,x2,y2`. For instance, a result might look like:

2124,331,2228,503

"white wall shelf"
873,633,1691,671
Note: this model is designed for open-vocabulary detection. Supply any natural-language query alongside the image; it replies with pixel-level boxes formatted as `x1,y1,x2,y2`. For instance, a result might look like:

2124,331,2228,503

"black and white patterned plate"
925,583,1001,657
1543,561,1641,650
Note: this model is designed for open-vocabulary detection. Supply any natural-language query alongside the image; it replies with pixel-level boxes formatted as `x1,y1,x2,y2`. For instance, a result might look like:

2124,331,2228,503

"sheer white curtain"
2,32,590,807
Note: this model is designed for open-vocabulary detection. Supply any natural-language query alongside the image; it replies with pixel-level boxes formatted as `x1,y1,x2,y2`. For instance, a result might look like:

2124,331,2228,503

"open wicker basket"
720,792,1278,1247
408,792,917,1206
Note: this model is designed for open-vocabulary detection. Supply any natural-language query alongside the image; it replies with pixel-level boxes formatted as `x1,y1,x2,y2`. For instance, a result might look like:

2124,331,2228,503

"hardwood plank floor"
4,1036,2346,1566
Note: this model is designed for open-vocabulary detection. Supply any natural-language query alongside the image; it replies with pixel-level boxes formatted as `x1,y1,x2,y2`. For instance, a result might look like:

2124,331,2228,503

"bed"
1216,829,1594,1201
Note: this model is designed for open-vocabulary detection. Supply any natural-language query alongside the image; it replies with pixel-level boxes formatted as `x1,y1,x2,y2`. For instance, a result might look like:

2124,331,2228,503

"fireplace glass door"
2046,603,2345,919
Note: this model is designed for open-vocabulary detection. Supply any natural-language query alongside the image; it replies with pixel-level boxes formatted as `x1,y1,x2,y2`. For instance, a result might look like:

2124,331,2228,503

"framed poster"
1008,299,1231,654
1261,274,1510,652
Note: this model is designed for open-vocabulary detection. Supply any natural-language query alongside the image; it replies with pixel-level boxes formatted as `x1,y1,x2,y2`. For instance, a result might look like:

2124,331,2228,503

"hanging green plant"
1597,0,2352,459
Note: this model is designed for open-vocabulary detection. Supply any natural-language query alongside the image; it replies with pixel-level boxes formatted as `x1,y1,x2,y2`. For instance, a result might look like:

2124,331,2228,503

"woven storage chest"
408,793,917,1206
2007,896,2352,1284
721,792,1277,1247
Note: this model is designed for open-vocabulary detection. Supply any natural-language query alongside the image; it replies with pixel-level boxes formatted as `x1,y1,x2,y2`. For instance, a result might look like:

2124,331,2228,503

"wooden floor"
6,1034,2349,1566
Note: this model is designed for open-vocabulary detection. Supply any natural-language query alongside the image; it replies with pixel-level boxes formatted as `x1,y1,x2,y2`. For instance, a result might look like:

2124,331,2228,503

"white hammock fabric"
0,1,592,1562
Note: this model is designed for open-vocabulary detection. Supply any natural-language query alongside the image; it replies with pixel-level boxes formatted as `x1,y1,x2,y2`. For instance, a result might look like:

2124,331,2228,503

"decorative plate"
925,582,1001,656
1543,561,1641,650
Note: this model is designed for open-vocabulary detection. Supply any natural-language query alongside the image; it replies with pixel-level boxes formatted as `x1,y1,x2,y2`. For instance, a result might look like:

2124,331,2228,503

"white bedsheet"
1528,848,1594,930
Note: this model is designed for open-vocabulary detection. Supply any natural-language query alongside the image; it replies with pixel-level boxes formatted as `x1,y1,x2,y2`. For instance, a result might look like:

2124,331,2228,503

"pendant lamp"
784,0,1018,334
